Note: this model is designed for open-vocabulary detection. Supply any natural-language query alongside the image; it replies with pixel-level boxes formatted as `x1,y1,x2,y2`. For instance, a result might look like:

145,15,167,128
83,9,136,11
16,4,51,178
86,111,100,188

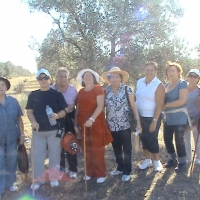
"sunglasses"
188,74,199,79
37,76,50,81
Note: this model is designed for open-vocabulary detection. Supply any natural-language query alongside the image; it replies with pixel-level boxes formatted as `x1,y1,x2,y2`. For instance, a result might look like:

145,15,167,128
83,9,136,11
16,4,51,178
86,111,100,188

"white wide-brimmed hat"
102,66,129,84
76,69,100,85
188,69,200,77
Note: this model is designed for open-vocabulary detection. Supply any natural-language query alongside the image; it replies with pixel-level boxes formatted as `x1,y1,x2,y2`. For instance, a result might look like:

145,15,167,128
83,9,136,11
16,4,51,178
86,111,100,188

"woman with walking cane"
26,68,68,191
184,69,200,164
74,69,113,184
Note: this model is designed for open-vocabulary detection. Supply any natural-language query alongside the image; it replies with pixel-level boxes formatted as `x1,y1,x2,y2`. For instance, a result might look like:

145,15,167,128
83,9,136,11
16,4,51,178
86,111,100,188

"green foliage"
13,82,25,94
27,0,196,85
0,61,31,78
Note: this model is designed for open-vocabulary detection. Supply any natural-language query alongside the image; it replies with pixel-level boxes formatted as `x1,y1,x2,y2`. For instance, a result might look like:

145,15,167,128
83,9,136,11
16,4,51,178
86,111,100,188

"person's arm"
149,84,165,132
18,116,25,144
128,93,142,133
84,94,104,127
165,88,188,108
27,109,39,132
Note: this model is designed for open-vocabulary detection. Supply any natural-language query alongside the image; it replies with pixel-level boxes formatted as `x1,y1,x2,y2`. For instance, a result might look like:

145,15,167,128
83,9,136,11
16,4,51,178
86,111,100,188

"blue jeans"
111,128,132,175
0,142,17,195
164,124,187,163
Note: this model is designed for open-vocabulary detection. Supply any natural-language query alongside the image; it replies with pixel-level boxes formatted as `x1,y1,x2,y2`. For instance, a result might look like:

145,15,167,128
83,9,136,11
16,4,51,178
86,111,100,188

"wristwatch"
89,117,95,122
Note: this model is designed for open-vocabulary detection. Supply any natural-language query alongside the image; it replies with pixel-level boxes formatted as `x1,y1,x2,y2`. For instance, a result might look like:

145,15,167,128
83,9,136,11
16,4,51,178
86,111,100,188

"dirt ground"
2,77,200,200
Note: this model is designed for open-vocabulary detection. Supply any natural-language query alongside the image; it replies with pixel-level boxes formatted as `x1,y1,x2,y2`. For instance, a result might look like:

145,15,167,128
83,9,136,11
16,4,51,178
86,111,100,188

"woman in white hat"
184,69,200,164
102,67,142,182
74,69,113,184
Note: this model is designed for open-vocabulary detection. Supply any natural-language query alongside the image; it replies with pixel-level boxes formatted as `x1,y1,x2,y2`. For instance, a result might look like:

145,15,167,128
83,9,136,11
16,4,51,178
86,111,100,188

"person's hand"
149,120,157,132
50,113,60,120
31,122,39,132
19,135,25,145
84,119,93,127
136,123,142,134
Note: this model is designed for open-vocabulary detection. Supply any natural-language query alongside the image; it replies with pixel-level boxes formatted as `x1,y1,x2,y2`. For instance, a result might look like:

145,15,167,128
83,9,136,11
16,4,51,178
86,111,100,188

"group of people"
1,61,200,198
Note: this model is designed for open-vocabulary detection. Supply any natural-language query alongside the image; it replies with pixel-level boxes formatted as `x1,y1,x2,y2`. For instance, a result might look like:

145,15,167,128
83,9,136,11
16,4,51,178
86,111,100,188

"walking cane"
83,126,87,192
32,129,35,196
190,118,200,174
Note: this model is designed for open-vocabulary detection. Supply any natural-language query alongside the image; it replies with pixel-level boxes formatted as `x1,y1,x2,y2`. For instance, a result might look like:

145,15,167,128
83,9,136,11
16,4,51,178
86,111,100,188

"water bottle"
46,105,57,126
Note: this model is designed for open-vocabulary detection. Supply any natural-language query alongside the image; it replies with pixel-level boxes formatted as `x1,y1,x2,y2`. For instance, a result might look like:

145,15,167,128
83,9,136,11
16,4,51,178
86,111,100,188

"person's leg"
163,124,177,167
5,142,17,189
174,125,187,164
47,130,61,181
0,145,6,196
139,117,153,169
60,148,66,172
121,129,132,175
193,126,200,161
67,153,77,173
32,131,47,183
184,130,192,162
111,131,123,172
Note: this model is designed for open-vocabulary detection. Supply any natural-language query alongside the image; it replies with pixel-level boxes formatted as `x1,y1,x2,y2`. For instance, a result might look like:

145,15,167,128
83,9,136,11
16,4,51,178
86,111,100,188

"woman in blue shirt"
0,77,25,198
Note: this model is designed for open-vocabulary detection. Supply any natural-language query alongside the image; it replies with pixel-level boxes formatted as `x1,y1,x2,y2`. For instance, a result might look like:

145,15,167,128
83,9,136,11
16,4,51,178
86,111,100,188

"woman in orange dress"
74,69,113,184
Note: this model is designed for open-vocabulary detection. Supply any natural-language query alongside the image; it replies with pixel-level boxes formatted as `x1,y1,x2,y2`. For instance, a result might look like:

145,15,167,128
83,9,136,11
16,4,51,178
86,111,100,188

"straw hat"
102,67,129,84
76,69,100,85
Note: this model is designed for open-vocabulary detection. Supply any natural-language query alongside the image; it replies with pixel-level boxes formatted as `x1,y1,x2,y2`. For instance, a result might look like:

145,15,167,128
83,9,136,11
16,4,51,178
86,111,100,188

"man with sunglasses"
26,68,68,190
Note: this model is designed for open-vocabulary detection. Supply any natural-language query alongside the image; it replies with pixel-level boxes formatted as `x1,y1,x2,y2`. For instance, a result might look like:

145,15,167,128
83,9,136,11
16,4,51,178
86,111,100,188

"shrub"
13,82,24,94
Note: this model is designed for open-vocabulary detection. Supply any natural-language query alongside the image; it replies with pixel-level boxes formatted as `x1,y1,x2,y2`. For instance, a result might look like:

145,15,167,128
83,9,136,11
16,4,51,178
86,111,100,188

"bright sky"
0,0,200,73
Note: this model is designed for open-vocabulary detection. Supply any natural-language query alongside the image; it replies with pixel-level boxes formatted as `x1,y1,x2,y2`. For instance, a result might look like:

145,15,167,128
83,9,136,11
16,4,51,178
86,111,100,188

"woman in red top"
74,69,113,184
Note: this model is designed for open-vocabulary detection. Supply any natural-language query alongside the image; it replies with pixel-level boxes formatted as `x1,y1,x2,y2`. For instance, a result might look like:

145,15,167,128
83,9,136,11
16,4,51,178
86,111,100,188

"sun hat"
188,69,200,77
102,66,129,84
76,69,100,85
37,68,51,77
0,77,11,90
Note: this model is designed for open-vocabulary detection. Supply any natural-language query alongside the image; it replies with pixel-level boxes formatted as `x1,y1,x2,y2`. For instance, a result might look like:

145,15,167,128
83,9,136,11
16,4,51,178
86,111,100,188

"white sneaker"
9,186,18,192
50,181,59,187
110,169,123,176
69,171,77,179
97,177,106,184
195,159,200,165
139,159,153,170
121,175,131,182
83,175,92,181
30,183,44,190
154,160,163,172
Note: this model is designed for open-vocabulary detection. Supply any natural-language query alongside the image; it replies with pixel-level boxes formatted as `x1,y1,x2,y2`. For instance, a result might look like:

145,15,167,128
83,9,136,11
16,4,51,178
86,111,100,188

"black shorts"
139,116,161,153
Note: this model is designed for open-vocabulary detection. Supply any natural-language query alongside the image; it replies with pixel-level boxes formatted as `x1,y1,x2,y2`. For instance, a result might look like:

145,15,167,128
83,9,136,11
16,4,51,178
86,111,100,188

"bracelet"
89,117,95,122
21,135,25,137
153,118,157,122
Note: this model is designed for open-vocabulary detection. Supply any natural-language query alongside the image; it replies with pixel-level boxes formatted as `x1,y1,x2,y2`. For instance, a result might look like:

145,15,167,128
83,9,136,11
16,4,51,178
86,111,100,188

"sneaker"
69,171,77,179
110,169,123,176
97,177,106,184
83,175,92,181
121,175,131,182
163,159,177,168
154,160,163,172
30,182,45,190
139,159,153,170
195,159,200,165
9,186,18,192
175,163,187,172
50,181,59,187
